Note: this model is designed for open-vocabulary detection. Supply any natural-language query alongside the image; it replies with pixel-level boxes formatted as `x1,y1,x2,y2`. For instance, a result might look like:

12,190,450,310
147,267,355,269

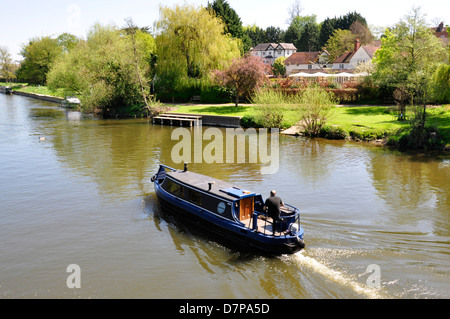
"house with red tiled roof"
250,43,297,65
284,50,330,75
432,22,449,46
332,39,380,71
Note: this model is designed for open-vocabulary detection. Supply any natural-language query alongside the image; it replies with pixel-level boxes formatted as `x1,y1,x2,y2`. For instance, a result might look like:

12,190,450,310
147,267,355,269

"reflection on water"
370,153,449,237
0,94,449,299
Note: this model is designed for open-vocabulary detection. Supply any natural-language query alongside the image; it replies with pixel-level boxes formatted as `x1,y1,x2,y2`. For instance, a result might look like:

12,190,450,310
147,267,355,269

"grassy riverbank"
14,85,67,98
6,84,449,151
170,103,450,150
171,103,301,127
0,82,28,89
1,83,67,98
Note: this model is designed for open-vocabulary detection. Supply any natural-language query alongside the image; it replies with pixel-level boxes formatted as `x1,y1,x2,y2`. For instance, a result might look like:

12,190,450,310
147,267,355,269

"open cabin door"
239,197,254,221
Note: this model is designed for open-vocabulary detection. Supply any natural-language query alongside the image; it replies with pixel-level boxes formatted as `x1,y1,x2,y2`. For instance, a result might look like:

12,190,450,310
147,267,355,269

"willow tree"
154,3,241,91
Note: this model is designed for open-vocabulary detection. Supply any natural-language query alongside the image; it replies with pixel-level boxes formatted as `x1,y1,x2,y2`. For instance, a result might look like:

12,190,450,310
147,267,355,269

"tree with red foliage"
213,55,270,106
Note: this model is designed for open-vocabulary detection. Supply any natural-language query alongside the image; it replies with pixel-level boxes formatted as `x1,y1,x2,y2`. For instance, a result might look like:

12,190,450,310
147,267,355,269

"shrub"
252,88,299,105
328,88,357,103
299,88,337,137
320,125,347,139
349,129,388,141
201,86,233,103
254,105,285,129
386,127,445,151
241,114,261,128
431,64,450,104
251,89,290,129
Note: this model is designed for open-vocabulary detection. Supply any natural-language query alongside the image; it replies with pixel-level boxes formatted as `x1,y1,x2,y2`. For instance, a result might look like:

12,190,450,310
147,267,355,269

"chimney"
354,38,361,52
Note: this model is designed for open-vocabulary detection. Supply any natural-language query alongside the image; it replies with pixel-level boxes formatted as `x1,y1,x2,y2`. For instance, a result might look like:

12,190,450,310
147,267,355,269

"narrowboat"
151,164,305,255
61,96,81,108
0,86,12,94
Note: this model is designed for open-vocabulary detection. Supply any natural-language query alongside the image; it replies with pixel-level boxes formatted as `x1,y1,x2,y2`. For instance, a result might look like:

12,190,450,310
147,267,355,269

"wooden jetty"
152,113,203,127
152,113,242,128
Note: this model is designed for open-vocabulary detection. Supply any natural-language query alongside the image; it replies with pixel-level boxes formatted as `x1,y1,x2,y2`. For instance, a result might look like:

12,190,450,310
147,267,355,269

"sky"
1,0,448,61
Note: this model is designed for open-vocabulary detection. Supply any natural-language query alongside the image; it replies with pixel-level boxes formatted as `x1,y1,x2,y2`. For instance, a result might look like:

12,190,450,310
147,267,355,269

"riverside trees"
16,36,63,85
37,3,243,115
0,47,17,85
373,8,448,116
46,3,243,115
13,2,374,114
373,7,449,149
47,24,156,117
213,55,270,107
154,3,241,102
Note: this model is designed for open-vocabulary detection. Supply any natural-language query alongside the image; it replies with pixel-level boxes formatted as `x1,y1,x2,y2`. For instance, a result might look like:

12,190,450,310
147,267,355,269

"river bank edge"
5,88,449,155
164,104,450,155
281,126,450,156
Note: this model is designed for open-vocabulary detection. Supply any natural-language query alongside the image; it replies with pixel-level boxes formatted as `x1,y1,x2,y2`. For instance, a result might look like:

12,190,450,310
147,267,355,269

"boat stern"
289,223,305,250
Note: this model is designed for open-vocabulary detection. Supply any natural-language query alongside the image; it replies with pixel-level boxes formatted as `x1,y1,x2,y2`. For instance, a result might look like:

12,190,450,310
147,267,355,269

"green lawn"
427,106,450,142
171,104,406,130
328,106,409,135
172,104,253,117
171,104,301,127
169,103,450,143
14,85,67,98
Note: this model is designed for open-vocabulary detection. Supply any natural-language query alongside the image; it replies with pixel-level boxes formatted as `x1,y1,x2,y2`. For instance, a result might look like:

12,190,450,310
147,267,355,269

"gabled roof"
252,43,277,51
284,51,322,65
276,43,297,50
362,45,379,59
333,44,380,64
368,40,382,47
252,43,297,52
333,51,356,64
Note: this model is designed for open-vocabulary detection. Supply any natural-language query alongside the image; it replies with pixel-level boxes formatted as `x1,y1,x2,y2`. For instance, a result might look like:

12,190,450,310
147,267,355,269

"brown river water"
0,93,449,299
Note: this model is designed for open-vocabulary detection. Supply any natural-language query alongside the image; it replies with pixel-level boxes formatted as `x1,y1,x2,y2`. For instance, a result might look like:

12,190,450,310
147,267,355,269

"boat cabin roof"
166,170,257,202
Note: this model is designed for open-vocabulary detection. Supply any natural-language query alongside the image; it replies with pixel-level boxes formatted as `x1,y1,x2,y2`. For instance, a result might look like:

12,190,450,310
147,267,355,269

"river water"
0,93,449,299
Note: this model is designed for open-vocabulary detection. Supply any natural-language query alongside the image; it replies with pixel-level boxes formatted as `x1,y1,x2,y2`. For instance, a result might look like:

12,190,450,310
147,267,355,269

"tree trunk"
422,103,427,128
126,19,151,114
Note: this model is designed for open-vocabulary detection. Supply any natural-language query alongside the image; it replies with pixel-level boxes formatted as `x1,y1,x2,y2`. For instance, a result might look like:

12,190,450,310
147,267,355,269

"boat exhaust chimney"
184,163,188,172
208,181,215,191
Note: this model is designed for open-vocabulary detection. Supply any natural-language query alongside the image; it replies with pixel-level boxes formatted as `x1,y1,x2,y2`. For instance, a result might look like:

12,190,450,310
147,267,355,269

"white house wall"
349,48,372,67
251,45,296,64
332,63,353,70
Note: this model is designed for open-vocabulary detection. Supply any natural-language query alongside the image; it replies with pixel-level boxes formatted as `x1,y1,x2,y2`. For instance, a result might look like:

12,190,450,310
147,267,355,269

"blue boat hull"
154,180,305,255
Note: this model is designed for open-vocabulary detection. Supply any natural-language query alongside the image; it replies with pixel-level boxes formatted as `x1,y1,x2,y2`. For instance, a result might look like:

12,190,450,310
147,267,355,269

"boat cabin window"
163,178,235,219
162,178,204,207
187,188,202,206
164,179,184,198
